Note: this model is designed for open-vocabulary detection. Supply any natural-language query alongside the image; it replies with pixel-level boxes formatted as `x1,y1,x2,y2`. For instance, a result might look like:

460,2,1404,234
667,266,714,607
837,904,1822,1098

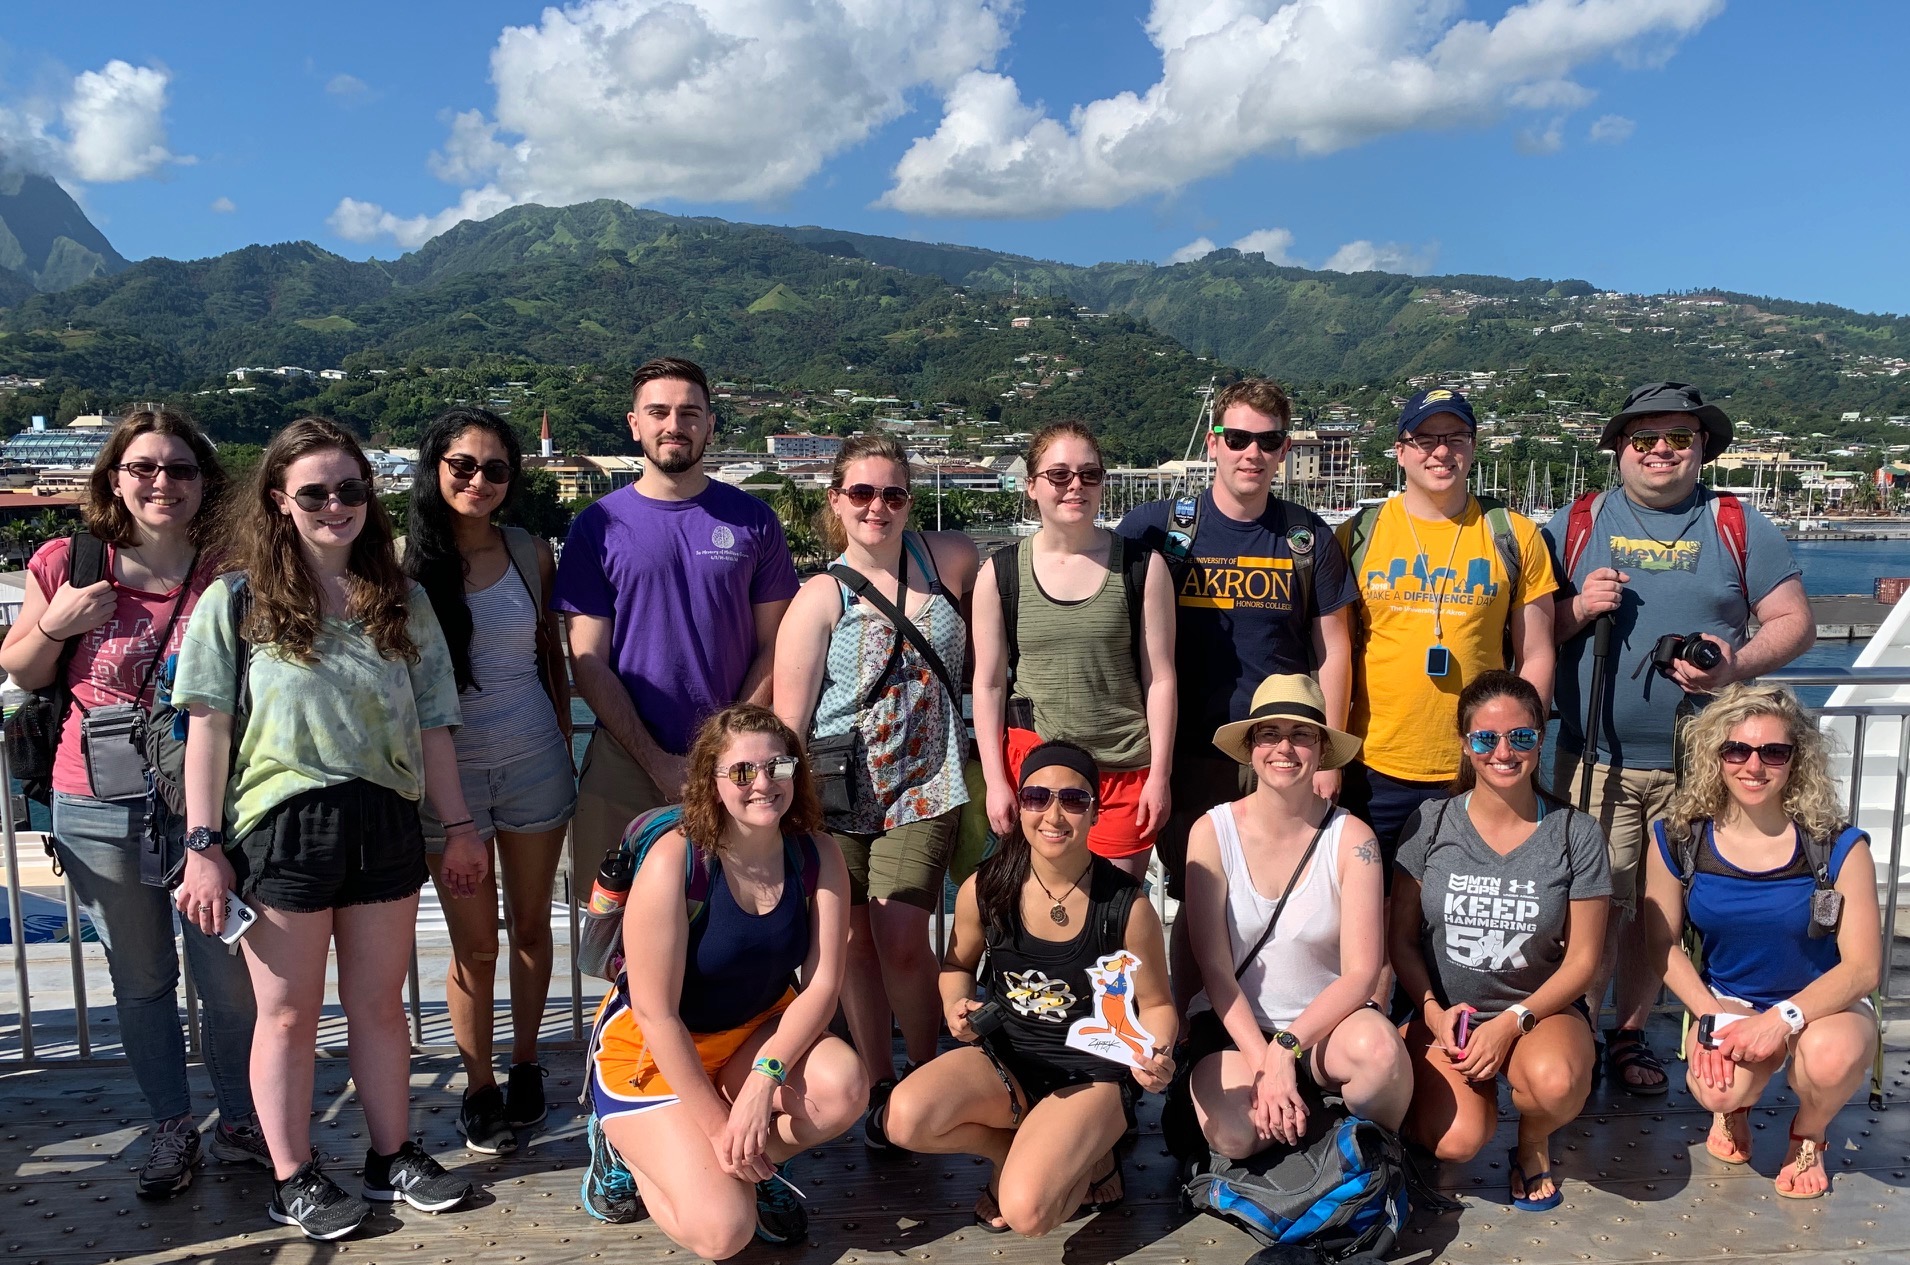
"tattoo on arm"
1354,839,1378,864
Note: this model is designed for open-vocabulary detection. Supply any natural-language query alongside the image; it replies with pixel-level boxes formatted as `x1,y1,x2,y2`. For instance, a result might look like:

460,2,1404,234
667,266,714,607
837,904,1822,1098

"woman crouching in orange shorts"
586,705,866,1257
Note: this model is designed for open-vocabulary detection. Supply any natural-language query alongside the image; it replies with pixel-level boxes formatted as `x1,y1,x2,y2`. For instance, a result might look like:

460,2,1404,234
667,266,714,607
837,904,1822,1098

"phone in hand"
1454,1007,1472,1052
218,891,257,945
1696,1011,1747,1049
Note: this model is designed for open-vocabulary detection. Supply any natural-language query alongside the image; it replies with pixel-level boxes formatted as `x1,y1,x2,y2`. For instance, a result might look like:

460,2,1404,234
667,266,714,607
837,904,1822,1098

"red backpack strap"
1562,491,1604,579
1709,492,1749,594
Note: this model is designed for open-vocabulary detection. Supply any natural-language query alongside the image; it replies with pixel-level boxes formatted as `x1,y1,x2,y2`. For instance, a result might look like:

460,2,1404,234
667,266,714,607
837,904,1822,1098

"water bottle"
588,848,634,916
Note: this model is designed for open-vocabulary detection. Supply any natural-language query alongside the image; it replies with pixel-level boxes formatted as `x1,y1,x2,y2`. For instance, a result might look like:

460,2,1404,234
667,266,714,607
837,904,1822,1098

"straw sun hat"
1211,674,1362,770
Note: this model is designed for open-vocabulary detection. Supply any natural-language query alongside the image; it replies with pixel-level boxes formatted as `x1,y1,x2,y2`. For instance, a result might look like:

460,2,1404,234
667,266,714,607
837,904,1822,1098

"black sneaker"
136,1115,201,1200
580,1114,641,1224
863,1077,898,1153
207,1118,274,1168
362,1141,472,1213
268,1153,366,1241
753,1164,808,1244
504,1061,548,1129
457,1083,517,1155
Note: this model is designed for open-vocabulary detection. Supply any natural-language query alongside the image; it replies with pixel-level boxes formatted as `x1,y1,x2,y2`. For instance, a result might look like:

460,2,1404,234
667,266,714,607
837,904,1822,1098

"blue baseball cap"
1397,388,1477,435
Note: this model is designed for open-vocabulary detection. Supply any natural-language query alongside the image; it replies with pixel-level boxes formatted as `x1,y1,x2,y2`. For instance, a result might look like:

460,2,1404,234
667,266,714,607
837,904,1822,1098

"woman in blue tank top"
587,705,862,1257
1643,683,1881,1199
882,741,1176,1236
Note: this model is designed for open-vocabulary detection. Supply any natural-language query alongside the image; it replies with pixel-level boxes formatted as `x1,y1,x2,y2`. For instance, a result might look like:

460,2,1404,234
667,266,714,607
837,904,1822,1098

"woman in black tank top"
883,742,1176,1236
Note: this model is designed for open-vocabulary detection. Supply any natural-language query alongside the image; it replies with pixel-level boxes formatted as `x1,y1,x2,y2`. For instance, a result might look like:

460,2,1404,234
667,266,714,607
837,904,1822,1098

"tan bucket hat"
1212,674,1362,770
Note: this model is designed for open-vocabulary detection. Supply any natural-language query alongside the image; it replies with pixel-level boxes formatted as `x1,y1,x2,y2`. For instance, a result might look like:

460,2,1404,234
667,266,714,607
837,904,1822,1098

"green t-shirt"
173,574,462,840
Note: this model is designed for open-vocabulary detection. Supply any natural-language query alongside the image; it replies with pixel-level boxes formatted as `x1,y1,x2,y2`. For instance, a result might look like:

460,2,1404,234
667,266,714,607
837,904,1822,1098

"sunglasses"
1017,785,1096,814
1718,741,1794,767
288,479,374,512
1399,430,1475,454
1250,724,1320,747
1465,727,1541,755
718,755,800,786
1625,428,1697,453
442,454,514,484
115,460,202,483
1213,427,1287,453
1033,466,1107,488
835,483,912,510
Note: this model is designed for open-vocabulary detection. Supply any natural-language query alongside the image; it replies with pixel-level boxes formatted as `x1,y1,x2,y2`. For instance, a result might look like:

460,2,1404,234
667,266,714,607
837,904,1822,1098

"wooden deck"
3,1014,1905,1265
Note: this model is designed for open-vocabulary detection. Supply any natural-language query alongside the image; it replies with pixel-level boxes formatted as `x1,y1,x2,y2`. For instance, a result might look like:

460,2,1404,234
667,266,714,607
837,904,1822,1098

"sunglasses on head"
1465,727,1541,755
1212,427,1287,453
718,755,800,786
1017,785,1095,814
288,479,373,512
1719,741,1794,767
442,454,514,484
116,460,202,483
835,483,911,510
1626,428,1697,453
1033,466,1107,488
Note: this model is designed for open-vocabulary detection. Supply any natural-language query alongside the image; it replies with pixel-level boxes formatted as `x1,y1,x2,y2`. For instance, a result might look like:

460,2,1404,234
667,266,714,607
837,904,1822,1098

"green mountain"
0,170,130,293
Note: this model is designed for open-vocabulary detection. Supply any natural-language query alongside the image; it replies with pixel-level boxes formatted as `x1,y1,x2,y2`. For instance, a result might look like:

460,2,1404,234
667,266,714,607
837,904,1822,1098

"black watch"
185,827,224,854
1272,1030,1303,1059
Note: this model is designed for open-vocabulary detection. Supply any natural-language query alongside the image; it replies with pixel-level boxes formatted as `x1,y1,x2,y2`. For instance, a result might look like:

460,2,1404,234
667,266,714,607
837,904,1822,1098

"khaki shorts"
1550,746,1676,915
834,808,961,910
571,728,669,887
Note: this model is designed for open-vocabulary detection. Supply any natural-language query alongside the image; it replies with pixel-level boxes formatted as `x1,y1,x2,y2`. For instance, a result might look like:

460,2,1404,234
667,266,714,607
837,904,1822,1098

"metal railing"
4,670,1907,1068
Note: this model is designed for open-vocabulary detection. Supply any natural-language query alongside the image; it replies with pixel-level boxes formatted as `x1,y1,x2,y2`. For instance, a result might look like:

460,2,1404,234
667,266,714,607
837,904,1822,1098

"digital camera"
1651,631,1723,676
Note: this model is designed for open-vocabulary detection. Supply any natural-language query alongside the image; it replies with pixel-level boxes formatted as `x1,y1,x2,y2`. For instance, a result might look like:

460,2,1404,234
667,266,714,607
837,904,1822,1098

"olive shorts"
833,808,961,910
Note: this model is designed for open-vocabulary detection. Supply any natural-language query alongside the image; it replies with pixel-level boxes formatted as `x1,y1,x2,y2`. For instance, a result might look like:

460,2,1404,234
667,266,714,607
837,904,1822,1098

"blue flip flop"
1508,1148,1563,1212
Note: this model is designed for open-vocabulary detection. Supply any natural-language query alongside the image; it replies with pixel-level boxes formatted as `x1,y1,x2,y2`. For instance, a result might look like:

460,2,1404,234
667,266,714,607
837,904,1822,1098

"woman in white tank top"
1181,674,1411,1159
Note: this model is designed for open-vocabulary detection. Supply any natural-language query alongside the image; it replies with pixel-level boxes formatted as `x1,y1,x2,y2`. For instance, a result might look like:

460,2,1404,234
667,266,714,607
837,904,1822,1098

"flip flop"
974,1185,1009,1233
1704,1110,1752,1165
1508,1147,1563,1212
1076,1150,1125,1216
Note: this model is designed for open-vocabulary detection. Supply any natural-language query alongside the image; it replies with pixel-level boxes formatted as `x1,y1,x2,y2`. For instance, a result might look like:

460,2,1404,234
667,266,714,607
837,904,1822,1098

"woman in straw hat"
1181,674,1411,1156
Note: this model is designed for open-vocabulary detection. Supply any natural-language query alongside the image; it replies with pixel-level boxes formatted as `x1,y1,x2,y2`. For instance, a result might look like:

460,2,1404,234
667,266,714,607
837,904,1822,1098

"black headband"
1018,741,1100,791
1246,700,1327,726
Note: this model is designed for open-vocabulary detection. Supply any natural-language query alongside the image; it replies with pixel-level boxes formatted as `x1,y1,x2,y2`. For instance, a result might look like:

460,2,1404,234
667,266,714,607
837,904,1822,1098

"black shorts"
231,779,427,914
1181,1007,1329,1091
981,1038,1133,1123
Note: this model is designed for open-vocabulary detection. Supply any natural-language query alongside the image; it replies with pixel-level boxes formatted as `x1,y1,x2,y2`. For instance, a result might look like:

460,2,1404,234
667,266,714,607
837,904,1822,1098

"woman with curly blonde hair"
1641,683,1880,1199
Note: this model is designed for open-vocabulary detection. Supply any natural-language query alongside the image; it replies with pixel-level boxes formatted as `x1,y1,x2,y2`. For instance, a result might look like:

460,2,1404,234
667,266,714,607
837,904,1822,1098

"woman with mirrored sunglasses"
1390,670,1609,1213
171,418,478,1238
587,704,861,1256
884,740,1175,1235
1641,683,1878,1199
973,419,1177,882
0,408,265,1197
402,407,575,1155
773,433,977,1150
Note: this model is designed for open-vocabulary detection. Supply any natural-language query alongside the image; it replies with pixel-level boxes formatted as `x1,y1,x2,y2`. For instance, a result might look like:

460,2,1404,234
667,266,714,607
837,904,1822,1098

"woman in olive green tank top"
972,421,1178,878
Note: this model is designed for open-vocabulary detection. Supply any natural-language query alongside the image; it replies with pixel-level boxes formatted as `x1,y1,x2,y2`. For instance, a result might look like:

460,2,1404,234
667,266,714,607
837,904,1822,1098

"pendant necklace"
1031,860,1092,926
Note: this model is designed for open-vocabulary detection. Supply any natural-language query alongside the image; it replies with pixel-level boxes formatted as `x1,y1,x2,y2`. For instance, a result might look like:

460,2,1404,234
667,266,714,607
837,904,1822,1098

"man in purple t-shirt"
555,356,799,878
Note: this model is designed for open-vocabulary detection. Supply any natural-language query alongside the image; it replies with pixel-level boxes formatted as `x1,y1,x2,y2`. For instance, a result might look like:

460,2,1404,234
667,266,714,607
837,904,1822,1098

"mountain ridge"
0,170,130,293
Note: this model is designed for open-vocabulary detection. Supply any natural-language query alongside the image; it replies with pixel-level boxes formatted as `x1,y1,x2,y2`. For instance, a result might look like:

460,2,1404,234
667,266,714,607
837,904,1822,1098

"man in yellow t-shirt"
1335,388,1558,864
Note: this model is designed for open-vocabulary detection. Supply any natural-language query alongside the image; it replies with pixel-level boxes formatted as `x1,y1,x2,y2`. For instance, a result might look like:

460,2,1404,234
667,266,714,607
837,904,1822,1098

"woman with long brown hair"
0,409,263,1198
170,418,480,1240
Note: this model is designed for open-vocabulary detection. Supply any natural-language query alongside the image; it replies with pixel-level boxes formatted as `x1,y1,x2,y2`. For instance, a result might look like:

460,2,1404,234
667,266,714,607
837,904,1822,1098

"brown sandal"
1704,1110,1752,1165
1775,1131,1827,1200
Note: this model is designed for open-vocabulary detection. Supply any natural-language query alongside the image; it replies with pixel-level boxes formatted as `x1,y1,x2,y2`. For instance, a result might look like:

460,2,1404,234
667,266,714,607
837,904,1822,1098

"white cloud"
210,195,236,213
0,59,184,184
1589,112,1637,144
326,73,370,98
882,0,1723,217
1322,239,1436,275
1166,236,1218,264
335,0,1018,248
1231,227,1297,264
1515,116,1565,154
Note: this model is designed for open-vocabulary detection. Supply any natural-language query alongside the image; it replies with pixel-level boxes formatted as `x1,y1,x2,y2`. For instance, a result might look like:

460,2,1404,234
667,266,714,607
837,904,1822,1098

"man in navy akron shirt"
1117,377,1359,912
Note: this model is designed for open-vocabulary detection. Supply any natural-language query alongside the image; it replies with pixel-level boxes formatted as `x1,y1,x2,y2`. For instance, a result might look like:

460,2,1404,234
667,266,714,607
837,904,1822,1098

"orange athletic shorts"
1005,727,1156,859
588,985,796,1120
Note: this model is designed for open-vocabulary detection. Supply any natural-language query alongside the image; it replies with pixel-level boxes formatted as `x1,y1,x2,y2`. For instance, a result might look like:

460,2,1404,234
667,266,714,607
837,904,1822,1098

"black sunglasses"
288,479,373,512
1213,427,1287,453
835,483,911,510
1034,466,1107,488
1018,785,1095,814
116,460,202,483
1719,741,1794,767
442,454,514,484
1625,429,1697,453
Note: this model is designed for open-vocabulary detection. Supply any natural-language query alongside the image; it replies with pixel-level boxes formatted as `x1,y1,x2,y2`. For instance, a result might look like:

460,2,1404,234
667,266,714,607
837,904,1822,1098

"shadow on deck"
2,1014,1906,1265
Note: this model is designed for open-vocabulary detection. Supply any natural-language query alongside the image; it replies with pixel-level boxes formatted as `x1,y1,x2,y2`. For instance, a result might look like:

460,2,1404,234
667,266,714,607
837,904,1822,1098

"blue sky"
4,0,1904,314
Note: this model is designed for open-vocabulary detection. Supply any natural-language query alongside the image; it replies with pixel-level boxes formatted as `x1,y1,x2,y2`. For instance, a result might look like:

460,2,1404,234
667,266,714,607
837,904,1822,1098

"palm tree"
765,479,826,566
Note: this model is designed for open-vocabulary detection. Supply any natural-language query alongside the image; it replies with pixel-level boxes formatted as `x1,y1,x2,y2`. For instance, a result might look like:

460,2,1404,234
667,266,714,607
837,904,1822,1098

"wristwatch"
185,827,224,853
1272,1030,1303,1060
1506,1003,1538,1035
1775,1000,1806,1035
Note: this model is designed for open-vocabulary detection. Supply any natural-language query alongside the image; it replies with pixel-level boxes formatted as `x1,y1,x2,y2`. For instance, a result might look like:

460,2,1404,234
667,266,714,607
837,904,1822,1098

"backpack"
576,804,822,983
1181,1097,1410,1261
1342,496,1524,667
7,532,110,805
992,534,1153,684
1660,818,1857,928
1152,493,1319,667
1561,490,1748,592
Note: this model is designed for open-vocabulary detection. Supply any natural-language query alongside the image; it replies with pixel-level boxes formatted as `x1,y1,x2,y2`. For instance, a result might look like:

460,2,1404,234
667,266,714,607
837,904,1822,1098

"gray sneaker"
207,1119,274,1168
136,1116,201,1200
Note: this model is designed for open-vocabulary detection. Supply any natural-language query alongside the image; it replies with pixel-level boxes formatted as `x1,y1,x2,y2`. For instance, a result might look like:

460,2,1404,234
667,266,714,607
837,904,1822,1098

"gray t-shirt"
1396,795,1611,1017
1543,489,1799,769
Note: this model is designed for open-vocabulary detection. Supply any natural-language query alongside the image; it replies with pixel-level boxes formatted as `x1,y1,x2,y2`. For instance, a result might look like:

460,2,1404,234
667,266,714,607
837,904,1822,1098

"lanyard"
1401,504,1466,644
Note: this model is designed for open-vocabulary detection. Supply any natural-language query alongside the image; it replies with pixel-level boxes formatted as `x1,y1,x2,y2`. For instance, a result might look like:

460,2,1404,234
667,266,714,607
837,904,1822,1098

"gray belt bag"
79,702,150,802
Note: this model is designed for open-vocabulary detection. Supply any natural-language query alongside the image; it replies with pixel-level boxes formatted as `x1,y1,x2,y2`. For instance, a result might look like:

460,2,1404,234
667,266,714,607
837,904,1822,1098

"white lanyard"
1401,503,1466,644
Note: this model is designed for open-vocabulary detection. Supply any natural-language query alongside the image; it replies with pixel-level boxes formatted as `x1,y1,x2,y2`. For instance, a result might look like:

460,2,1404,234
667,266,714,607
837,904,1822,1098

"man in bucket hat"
1542,381,1813,1096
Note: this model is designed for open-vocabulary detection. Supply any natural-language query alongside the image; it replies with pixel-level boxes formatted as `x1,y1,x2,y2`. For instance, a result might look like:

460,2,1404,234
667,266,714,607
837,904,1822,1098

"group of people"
2,356,1883,1254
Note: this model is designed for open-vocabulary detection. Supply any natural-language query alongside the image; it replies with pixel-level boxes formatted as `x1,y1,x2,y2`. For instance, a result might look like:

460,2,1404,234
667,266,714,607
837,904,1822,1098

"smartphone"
1454,1007,1471,1052
219,891,257,945
1696,1011,1747,1049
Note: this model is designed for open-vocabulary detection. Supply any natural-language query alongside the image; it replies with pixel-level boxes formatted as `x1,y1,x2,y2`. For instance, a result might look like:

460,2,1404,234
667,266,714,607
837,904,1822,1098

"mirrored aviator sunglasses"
290,479,374,511
719,755,800,786
836,483,911,510
1465,727,1540,755
1626,428,1697,453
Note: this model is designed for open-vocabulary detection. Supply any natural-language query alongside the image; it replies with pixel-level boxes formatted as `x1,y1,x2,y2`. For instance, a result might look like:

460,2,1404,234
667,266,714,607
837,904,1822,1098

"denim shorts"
423,736,577,852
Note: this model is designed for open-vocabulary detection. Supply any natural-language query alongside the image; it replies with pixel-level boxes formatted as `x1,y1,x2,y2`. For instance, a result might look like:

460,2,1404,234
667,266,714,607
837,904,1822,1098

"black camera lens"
1684,637,1723,671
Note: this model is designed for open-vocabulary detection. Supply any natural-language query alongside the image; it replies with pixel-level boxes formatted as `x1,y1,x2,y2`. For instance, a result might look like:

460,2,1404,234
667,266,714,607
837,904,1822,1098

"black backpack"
7,532,110,806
